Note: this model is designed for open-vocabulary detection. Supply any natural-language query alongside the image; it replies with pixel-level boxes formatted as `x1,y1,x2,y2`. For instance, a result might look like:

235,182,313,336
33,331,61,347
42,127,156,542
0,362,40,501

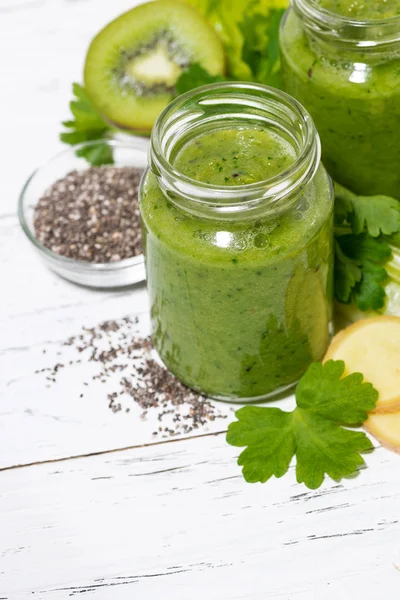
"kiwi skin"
84,0,226,134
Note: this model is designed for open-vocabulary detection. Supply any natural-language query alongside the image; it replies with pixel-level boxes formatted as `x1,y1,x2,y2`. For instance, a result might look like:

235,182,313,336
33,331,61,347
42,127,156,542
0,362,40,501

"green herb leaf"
334,183,399,311
183,0,288,82
334,241,362,304
239,12,269,79
335,233,391,310
75,143,114,167
60,83,114,166
294,411,373,489
175,64,226,95
338,232,392,263
295,361,378,423
354,261,388,312
335,183,400,237
239,8,285,86
228,407,295,483
227,360,377,490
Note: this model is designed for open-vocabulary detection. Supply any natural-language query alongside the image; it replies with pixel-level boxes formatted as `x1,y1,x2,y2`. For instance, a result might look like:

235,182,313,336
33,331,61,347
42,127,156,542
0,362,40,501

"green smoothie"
141,125,333,400
174,128,296,185
316,0,400,19
280,4,400,198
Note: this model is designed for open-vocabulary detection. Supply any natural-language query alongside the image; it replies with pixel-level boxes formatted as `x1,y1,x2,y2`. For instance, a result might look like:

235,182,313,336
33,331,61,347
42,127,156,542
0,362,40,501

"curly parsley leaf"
175,64,226,95
227,360,377,490
60,83,114,166
335,183,400,237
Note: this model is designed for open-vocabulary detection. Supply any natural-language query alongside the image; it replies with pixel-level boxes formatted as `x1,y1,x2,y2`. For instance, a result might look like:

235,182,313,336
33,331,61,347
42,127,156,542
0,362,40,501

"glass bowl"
18,138,149,288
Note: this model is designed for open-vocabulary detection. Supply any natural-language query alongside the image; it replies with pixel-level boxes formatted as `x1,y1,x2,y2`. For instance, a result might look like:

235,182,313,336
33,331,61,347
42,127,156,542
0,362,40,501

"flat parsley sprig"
227,360,378,490
60,83,114,166
334,183,400,311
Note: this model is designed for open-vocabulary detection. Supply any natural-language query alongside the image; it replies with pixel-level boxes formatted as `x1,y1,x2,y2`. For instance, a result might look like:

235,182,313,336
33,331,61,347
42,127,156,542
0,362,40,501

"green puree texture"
141,127,333,399
281,6,400,199
174,128,295,185
317,0,400,19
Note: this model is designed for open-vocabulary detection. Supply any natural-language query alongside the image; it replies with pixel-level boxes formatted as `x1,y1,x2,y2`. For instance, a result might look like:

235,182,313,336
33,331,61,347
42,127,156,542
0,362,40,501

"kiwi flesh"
84,0,226,133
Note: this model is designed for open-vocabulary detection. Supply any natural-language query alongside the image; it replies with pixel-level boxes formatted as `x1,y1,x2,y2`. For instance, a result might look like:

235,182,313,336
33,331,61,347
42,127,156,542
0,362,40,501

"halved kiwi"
84,0,226,133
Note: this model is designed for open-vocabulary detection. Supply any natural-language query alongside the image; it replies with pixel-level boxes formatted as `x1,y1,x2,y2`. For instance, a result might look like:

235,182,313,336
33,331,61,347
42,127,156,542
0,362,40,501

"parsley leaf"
175,64,226,95
338,232,393,263
294,412,373,489
335,183,400,237
335,233,391,310
334,241,362,304
295,361,377,423
229,407,295,483
75,142,113,167
334,183,400,311
60,83,114,166
354,261,388,312
227,360,377,490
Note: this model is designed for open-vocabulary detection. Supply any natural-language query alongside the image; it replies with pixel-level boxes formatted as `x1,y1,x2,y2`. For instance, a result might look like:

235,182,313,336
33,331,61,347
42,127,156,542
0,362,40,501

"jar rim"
149,82,322,219
293,0,400,47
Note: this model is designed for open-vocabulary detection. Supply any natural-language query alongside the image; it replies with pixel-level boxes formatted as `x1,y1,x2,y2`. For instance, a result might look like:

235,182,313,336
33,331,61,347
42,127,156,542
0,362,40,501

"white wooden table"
1,1,400,597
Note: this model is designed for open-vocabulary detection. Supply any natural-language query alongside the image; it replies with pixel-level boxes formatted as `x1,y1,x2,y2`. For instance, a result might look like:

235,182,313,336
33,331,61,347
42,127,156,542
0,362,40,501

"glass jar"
280,0,400,199
140,82,334,402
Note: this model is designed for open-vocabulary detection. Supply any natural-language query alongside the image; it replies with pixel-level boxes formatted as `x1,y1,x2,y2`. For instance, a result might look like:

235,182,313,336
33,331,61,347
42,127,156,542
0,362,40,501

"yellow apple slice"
365,411,400,453
324,316,400,413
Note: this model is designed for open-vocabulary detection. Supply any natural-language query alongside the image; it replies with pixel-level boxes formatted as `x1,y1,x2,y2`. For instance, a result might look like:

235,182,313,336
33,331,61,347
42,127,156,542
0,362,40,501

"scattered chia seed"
33,166,143,263
38,316,226,437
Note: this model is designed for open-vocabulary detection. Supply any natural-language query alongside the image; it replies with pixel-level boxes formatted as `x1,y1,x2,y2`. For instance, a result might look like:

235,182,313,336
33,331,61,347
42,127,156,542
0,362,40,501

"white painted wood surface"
1,0,400,597
1,435,400,599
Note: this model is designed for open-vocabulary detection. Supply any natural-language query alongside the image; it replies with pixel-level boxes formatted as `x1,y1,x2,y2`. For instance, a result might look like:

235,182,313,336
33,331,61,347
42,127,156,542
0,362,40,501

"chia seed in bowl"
34,166,143,263
18,139,149,288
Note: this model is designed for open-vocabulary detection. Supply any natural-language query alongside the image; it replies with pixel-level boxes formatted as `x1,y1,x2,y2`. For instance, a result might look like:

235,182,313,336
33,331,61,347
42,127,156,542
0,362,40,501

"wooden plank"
0,434,399,598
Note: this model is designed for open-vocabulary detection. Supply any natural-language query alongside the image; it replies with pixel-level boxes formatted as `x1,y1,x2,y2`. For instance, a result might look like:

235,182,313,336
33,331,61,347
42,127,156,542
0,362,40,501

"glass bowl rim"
18,138,148,272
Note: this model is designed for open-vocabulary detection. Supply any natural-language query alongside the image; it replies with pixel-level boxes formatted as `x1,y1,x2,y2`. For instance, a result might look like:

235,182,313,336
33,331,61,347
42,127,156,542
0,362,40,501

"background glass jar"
140,83,334,402
280,0,400,199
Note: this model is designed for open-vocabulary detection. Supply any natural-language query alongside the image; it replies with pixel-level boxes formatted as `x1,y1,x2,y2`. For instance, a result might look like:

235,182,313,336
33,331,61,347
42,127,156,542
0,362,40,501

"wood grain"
0,276,239,469
0,434,399,599
2,0,400,598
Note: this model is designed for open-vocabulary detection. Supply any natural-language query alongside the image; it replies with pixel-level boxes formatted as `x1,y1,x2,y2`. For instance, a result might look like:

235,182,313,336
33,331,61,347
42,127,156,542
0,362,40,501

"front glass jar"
280,0,400,199
140,83,334,402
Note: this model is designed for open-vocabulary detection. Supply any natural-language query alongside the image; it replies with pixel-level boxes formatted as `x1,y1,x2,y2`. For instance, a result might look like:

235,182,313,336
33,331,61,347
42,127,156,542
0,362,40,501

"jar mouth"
293,0,400,47
150,82,320,219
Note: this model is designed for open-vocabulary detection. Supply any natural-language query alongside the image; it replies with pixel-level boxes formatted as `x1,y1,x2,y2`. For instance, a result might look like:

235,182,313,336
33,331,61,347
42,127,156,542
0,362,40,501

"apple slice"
365,411,400,453
324,316,400,413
